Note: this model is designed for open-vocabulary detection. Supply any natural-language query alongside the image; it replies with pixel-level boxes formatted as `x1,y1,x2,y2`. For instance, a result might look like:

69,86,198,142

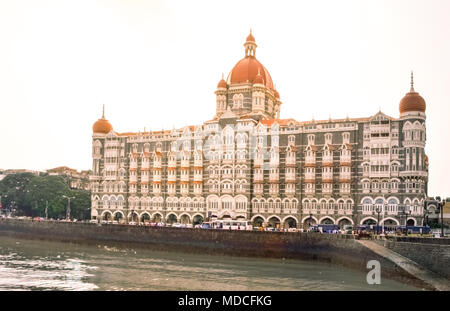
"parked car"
128,221,137,225
157,222,165,227
172,223,183,228
185,224,193,229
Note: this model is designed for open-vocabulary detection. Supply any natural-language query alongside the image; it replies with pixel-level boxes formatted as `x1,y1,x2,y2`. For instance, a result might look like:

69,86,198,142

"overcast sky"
0,0,449,196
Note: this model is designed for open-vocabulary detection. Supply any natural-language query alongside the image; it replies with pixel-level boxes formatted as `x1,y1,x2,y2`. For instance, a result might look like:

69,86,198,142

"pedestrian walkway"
357,239,450,291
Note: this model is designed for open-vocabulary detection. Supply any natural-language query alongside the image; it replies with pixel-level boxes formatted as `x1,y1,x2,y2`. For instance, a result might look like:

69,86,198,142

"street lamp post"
45,200,48,220
62,195,75,220
309,213,312,229
440,199,445,238
375,206,381,235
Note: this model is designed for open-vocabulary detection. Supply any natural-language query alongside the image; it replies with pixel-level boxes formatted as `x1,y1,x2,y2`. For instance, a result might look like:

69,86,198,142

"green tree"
0,173,91,220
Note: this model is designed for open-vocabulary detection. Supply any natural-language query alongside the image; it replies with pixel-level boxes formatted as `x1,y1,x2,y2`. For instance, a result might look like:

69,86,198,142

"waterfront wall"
374,236,450,279
0,219,437,289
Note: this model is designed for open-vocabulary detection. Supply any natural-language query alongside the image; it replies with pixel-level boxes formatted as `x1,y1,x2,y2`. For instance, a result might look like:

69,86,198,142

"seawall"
373,236,450,280
0,219,438,290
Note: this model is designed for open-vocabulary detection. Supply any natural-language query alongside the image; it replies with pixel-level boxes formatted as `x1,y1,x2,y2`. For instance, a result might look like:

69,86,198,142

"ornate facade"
90,32,428,229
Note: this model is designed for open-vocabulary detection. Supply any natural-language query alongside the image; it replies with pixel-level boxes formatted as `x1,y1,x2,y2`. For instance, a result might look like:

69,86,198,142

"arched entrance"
337,218,352,229
320,217,334,225
362,218,376,226
180,214,190,225
302,215,317,228
283,217,297,229
267,216,281,229
128,211,139,223
152,213,162,223
383,219,397,226
102,211,112,221
193,215,204,225
407,219,415,226
113,212,124,223
252,216,264,228
141,213,150,224
167,214,177,224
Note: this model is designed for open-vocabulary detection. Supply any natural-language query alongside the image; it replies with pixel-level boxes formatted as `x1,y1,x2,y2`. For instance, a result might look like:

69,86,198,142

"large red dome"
399,91,426,114
399,72,426,114
227,57,274,89
93,118,113,134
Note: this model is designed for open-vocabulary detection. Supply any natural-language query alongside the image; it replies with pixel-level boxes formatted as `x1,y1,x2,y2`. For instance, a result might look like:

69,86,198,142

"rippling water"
0,236,419,291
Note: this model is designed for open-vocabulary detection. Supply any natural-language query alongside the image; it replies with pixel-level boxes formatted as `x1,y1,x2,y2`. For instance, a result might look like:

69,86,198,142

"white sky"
0,0,449,196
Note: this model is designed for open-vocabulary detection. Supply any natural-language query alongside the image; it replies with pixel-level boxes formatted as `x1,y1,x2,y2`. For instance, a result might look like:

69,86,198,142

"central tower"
215,31,282,120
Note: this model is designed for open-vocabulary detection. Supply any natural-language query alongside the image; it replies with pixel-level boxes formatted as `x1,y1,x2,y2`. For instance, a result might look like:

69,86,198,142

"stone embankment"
1,219,448,290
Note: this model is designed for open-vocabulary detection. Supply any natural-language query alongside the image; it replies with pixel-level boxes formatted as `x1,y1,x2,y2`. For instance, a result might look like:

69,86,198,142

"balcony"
253,174,264,183
180,175,189,182
194,174,203,182
167,175,176,183
236,187,246,194
340,157,351,166
152,175,161,183
322,187,333,195
254,159,264,168
322,174,333,183
222,173,233,179
305,157,316,167
254,188,263,196
286,157,296,167
269,174,279,182
340,188,351,195
222,158,234,165
168,160,177,168
285,188,296,196
305,188,315,195
153,161,162,169
304,175,315,183
339,174,351,183
194,161,203,168
322,157,333,167
285,175,296,183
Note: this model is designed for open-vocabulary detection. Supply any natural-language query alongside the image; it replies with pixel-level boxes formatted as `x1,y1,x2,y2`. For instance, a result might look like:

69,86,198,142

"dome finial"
102,104,105,119
244,30,257,57
410,70,415,92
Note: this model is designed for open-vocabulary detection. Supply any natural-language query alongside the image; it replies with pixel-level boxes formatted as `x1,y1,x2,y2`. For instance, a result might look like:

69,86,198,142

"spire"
410,71,415,92
102,104,105,119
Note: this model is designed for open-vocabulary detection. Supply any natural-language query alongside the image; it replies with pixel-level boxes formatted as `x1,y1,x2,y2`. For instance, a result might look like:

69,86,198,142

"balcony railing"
305,157,316,167
322,157,333,166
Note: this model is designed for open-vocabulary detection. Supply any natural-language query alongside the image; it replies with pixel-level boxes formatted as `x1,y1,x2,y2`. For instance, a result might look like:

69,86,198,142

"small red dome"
93,118,113,134
399,91,426,114
253,72,264,84
217,78,227,88
273,89,280,99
